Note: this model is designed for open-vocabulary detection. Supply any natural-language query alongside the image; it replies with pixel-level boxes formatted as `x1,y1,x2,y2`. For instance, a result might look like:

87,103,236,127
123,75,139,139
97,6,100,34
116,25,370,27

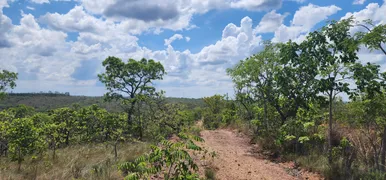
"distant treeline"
8,91,71,97
0,93,204,112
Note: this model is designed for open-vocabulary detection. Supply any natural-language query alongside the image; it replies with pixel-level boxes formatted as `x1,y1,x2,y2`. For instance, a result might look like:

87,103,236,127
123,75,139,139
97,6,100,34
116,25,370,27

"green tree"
363,94,386,171
31,113,63,160
6,117,44,171
356,19,386,55
306,18,359,163
202,95,226,129
44,122,63,160
98,57,165,136
9,104,35,118
227,42,278,125
103,112,126,160
228,41,320,129
0,110,14,156
76,105,107,142
0,70,18,99
141,92,197,140
351,62,386,171
51,108,77,146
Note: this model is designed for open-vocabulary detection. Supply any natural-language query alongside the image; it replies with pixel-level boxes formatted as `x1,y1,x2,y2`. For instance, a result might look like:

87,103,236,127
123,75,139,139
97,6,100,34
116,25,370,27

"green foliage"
143,100,198,141
225,18,386,179
9,104,35,118
0,94,204,112
98,57,165,102
0,100,203,173
98,57,166,139
0,60,200,177
228,40,322,127
5,117,44,170
119,134,205,180
0,70,17,100
356,19,386,55
306,18,359,162
277,104,324,154
202,94,237,129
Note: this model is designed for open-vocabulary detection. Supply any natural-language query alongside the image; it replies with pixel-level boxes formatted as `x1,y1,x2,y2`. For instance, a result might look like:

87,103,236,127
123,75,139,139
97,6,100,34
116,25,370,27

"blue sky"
0,0,385,98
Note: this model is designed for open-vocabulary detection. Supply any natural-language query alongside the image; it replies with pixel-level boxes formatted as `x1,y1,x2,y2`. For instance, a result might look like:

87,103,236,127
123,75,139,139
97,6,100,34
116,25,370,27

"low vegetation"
0,59,204,179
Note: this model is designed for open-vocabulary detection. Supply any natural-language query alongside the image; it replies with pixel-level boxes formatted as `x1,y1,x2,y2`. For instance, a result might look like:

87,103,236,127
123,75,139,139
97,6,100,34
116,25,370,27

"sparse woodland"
0,17,386,180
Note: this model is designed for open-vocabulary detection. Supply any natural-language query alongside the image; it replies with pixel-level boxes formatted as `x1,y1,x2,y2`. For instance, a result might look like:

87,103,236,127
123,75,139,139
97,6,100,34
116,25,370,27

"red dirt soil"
197,128,323,180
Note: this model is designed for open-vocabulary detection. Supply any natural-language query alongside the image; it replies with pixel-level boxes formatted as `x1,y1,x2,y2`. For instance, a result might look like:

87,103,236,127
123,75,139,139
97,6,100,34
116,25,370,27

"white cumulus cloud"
353,0,366,5
230,0,282,11
292,3,341,30
164,34,184,46
255,10,289,33
273,3,341,42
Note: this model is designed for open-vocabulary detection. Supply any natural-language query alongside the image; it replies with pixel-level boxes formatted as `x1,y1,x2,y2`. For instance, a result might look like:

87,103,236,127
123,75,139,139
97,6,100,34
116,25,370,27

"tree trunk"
18,147,21,172
272,104,286,125
375,149,380,170
114,142,118,161
65,131,70,145
263,93,268,130
381,126,386,171
139,116,143,141
53,143,56,161
127,100,136,132
127,110,133,128
139,125,143,141
328,91,333,165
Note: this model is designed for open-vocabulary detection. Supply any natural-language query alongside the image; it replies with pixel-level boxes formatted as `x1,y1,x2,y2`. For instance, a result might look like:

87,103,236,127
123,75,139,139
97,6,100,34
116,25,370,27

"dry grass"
295,153,329,175
0,142,150,180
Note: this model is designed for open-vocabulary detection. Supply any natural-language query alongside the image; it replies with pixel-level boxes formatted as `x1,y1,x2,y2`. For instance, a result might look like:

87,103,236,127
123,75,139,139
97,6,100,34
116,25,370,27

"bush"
203,113,222,130
119,134,206,179
204,167,216,180
202,95,237,130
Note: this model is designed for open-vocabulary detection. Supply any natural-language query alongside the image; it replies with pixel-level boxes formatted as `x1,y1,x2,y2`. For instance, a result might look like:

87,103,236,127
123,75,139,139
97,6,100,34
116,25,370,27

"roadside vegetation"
203,18,386,179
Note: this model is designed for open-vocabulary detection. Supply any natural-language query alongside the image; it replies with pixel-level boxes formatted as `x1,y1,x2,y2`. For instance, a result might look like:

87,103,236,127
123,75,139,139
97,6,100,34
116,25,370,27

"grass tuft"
204,167,216,180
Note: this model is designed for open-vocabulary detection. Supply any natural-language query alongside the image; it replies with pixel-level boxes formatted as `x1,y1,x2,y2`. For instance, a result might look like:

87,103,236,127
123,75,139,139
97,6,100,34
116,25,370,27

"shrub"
204,167,216,180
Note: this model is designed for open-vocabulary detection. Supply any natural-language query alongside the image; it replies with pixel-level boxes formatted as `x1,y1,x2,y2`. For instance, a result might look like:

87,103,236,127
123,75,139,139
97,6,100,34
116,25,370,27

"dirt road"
198,129,322,180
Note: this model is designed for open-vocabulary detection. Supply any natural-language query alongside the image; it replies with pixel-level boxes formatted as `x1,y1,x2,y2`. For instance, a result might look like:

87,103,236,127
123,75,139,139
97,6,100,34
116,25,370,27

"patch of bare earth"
196,129,323,180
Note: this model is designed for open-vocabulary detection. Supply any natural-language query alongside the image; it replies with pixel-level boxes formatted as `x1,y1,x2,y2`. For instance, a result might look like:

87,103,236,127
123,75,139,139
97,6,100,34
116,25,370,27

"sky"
0,0,385,98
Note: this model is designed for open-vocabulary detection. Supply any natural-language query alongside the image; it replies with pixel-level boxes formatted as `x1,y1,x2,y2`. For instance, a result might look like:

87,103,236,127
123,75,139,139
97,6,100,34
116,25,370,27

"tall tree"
98,57,165,135
352,62,386,171
0,70,17,99
356,19,386,55
228,41,320,128
306,18,359,163
227,42,279,127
